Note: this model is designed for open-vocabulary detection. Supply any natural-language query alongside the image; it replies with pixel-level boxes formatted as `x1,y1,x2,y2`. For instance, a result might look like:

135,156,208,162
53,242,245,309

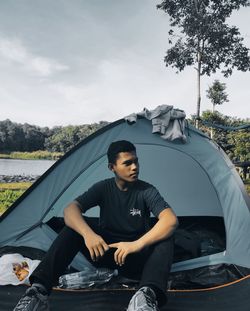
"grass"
0,189,26,215
0,182,32,216
0,182,32,190
0,150,63,160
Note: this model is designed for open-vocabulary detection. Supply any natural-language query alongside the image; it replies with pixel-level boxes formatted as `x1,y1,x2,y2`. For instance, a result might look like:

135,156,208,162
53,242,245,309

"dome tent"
0,111,250,310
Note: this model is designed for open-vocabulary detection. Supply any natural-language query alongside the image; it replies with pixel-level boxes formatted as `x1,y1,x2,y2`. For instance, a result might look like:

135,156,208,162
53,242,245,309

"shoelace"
15,288,46,310
15,295,32,310
144,294,157,309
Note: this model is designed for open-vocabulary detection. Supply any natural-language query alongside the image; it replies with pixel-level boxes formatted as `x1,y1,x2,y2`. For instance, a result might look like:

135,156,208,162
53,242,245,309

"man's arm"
109,208,178,266
137,208,178,247
64,202,109,261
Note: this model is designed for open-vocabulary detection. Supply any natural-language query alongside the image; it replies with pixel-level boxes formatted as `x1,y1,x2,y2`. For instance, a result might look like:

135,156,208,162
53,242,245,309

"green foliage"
0,119,109,154
200,110,228,125
0,182,32,190
0,119,51,152
0,189,25,215
197,111,250,163
227,131,250,162
157,0,250,117
0,182,31,215
45,122,109,153
206,80,229,110
0,151,62,160
12,151,61,160
245,182,250,195
157,0,250,76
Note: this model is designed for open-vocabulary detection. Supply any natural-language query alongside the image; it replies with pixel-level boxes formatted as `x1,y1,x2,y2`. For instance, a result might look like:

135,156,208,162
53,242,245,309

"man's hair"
107,140,136,164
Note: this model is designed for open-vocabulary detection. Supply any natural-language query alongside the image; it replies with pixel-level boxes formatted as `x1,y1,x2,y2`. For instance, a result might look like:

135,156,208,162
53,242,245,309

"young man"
14,140,178,311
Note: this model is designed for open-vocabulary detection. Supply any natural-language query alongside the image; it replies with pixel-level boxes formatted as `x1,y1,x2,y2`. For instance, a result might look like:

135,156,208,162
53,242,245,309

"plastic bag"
0,253,40,285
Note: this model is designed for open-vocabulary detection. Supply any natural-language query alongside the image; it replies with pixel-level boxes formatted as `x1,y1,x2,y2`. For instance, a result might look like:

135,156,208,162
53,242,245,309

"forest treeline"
0,119,108,154
0,113,249,163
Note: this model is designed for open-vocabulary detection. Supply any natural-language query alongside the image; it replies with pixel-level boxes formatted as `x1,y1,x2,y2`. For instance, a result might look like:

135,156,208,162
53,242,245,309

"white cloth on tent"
0,253,40,285
125,105,187,143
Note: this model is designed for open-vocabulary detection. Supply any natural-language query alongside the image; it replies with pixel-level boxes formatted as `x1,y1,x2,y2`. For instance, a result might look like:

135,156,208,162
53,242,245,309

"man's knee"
150,236,174,262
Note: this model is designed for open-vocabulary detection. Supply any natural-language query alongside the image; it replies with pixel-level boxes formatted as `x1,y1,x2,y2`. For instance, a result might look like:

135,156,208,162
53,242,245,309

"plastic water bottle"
58,267,118,289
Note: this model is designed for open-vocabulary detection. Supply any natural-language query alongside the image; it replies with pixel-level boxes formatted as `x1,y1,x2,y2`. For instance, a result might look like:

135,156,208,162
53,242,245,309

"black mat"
1,276,250,311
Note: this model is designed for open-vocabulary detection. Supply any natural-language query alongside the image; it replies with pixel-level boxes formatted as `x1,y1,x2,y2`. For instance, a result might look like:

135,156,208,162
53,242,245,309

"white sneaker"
127,286,159,311
13,284,49,311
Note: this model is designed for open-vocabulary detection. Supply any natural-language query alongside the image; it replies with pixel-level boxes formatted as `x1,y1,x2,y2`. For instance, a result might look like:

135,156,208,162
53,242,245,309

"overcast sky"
0,0,249,127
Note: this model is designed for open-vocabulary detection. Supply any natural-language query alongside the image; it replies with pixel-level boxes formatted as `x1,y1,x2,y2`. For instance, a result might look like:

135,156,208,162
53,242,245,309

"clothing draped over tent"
125,105,187,143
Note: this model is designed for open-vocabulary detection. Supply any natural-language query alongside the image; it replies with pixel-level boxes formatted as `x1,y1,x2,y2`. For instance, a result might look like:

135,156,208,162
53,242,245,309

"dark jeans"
30,220,174,306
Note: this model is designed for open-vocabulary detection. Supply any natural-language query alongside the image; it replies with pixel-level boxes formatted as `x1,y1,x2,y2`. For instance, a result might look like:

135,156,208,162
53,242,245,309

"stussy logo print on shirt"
129,208,142,217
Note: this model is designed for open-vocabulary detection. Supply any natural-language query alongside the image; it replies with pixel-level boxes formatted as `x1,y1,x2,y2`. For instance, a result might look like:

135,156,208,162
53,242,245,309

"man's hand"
109,241,143,266
84,232,109,262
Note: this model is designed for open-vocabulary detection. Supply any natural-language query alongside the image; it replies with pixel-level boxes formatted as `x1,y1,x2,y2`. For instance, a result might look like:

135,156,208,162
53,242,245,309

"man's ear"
108,163,114,172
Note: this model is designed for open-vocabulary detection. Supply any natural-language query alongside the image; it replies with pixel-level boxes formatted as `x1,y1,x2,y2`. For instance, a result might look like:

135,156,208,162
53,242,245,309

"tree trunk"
210,103,215,139
195,51,201,129
210,126,214,139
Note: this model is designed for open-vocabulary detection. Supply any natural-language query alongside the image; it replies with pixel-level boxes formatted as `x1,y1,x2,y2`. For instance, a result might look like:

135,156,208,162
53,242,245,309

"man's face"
110,151,139,183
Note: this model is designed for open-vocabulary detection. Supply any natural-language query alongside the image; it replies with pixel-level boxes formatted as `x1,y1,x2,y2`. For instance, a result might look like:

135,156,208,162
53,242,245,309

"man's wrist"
135,239,145,251
80,227,95,240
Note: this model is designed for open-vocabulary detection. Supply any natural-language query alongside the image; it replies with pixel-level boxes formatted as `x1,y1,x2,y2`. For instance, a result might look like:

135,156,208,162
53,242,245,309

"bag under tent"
0,109,250,310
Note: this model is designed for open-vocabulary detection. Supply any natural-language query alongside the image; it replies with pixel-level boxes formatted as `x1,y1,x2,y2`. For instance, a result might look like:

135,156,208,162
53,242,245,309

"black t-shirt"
75,178,170,241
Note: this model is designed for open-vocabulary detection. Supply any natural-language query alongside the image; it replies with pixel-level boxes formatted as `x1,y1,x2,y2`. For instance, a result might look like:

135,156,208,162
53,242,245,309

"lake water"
0,158,56,176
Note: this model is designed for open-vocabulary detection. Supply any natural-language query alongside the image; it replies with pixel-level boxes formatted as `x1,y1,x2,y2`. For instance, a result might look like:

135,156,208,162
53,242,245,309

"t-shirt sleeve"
144,186,171,217
74,181,104,213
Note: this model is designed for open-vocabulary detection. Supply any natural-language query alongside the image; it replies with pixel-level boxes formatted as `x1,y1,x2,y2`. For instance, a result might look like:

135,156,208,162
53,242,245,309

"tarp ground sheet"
1,277,250,311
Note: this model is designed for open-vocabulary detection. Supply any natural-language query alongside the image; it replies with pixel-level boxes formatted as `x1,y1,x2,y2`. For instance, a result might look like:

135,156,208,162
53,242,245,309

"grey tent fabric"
0,115,250,272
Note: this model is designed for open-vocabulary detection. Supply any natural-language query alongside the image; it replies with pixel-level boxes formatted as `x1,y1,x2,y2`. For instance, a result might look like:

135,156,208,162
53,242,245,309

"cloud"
0,36,69,77
47,58,182,124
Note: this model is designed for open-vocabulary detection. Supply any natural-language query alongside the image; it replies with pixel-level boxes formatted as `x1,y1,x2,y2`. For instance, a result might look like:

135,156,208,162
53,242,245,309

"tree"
0,120,49,152
197,110,250,163
227,131,250,162
44,126,80,153
0,120,109,153
198,110,228,142
44,122,109,153
206,79,229,138
0,119,25,152
23,124,46,151
206,79,229,112
157,0,250,125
